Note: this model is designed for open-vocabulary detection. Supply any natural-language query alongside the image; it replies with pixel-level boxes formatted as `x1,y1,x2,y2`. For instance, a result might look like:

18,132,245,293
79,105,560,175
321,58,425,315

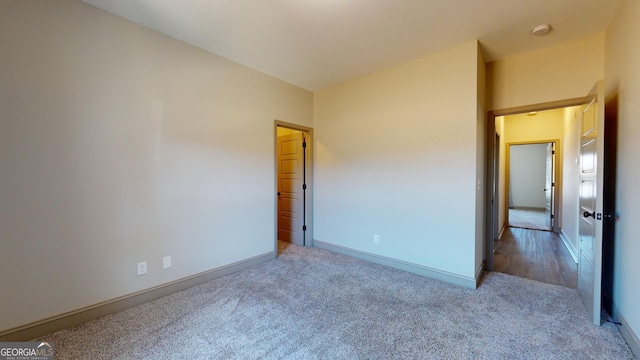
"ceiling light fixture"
531,24,552,36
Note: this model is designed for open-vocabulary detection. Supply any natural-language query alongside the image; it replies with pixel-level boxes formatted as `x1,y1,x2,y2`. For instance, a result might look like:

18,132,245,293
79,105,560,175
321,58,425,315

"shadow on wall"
602,91,618,316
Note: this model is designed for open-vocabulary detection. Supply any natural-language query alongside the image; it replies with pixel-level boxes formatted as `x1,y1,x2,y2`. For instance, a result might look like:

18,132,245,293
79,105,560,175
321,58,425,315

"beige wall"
314,41,481,280
475,45,487,276
561,106,582,258
488,33,605,111
605,0,640,344
0,1,312,332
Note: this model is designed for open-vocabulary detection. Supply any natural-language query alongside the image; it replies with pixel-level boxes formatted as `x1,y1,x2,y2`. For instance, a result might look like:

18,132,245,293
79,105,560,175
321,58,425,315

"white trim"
0,252,274,342
498,223,506,240
613,303,640,359
314,240,478,289
560,229,578,263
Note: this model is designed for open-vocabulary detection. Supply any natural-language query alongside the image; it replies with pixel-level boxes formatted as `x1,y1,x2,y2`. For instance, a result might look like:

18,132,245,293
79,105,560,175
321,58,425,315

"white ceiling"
82,0,620,91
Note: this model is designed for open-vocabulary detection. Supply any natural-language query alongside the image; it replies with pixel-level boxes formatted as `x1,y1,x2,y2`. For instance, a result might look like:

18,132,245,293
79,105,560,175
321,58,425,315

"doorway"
506,142,556,232
485,101,584,287
275,121,313,254
498,116,574,288
486,83,611,325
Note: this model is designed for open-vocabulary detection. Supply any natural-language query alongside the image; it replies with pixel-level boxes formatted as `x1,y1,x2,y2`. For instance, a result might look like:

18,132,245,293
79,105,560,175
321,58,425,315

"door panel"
281,179,298,193
281,159,298,174
277,132,304,245
281,139,298,154
582,139,596,172
582,101,596,135
579,250,594,319
577,82,605,325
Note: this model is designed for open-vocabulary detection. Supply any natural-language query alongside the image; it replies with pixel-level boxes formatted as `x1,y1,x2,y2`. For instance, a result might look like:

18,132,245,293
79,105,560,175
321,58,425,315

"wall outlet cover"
137,262,147,276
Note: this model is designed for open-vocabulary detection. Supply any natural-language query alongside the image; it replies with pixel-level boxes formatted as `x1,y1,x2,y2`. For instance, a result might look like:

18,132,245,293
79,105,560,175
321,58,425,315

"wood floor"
494,227,578,288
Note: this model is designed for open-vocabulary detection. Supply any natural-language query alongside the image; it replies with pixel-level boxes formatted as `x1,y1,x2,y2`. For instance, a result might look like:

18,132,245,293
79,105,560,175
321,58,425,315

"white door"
277,132,305,246
578,81,605,325
544,143,554,230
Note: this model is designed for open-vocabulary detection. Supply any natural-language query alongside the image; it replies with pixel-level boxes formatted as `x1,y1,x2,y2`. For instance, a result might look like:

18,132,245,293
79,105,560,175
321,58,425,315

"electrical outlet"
163,256,171,269
373,234,380,244
137,261,147,276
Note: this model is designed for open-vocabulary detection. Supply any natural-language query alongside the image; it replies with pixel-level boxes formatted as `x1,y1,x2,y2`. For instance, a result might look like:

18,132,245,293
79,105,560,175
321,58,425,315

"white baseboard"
313,240,478,289
559,230,578,263
613,303,640,359
0,252,274,342
512,206,546,210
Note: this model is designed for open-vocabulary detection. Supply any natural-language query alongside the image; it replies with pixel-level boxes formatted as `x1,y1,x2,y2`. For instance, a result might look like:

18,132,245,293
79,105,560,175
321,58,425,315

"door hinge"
551,215,554,219
552,182,555,187
302,141,307,148
302,184,307,190
302,225,307,231
552,151,555,155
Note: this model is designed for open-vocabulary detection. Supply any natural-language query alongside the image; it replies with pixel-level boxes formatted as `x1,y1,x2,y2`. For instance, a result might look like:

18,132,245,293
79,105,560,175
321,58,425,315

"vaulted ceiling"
83,0,620,91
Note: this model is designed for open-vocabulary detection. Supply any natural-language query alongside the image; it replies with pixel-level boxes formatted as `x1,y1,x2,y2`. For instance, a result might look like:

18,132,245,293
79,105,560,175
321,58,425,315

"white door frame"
274,120,314,249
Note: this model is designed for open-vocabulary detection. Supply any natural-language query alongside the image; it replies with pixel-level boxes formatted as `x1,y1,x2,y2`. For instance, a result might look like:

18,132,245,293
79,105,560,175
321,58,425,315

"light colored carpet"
37,243,633,359
509,208,550,230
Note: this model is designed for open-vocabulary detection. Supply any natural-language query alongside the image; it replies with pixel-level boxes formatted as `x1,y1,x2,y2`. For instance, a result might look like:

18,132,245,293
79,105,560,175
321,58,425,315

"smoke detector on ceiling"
531,24,552,36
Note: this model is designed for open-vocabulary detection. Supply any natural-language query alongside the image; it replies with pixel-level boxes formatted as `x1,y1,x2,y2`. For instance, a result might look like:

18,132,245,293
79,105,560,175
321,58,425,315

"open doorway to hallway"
487,83,612,324
274,121,314,255
490,106,581,288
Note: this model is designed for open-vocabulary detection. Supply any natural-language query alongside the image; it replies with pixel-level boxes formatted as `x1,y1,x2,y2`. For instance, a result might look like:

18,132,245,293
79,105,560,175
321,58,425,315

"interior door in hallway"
277,132,305,246
578,81,605,326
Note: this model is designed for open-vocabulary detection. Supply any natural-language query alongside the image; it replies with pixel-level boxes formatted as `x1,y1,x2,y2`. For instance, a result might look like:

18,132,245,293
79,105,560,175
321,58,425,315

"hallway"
494,227,577,288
